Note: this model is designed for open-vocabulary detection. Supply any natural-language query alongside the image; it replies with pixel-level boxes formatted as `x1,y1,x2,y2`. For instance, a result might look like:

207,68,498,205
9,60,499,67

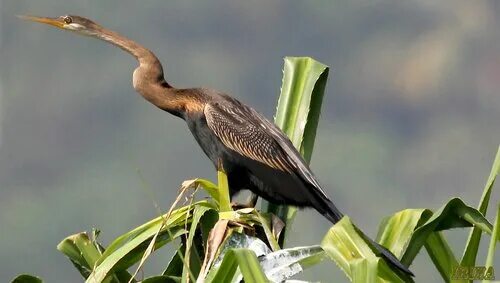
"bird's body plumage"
20,14,413,277
183,89,342,222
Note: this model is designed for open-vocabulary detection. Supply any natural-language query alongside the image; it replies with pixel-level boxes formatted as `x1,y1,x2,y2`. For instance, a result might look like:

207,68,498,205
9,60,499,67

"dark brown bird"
20,14,413,276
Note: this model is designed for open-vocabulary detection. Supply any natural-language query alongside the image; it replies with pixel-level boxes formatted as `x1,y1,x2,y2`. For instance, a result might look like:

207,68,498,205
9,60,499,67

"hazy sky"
1,1,499,282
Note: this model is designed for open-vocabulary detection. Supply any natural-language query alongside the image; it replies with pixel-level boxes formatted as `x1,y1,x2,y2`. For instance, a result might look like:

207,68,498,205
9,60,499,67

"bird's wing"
204,96,330,199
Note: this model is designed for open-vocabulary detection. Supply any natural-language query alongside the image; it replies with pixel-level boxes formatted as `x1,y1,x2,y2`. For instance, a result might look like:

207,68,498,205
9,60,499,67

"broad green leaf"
259,245,326,282
57,232,101,278
424,232,464,283
85,202,214,283
483,203,499,283
321,217,411,282
401,198,494,266
57,232,135,282
350,258,378,283
262,57,329,246
11,275,43,283
462,145,500,268
321,217,376,279
376,209,432,259
99,203,191,261
205,249,269,283
87,227,186,283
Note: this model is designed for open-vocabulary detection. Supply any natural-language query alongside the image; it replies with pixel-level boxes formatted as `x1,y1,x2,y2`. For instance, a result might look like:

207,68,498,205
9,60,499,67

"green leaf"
261,56,329,246
57,232,135,282
185,178,220,207
350,258,378,283
462,145,500,267
199,209,219,246
484,203,500,282
321,217,411,282
424,232,464,283
57,232,101,278
401,198,493,266
375,197,496,281
259,245,326,282
376,209,432,259
85,202,214,283
205,248,269,283
163,244,186,278
217,169,232,212
182,204,215,283
11,275,43,283
99,203,190,261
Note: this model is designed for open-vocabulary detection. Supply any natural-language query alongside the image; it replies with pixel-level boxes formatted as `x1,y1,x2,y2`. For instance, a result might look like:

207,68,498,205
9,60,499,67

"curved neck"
93,27,186,116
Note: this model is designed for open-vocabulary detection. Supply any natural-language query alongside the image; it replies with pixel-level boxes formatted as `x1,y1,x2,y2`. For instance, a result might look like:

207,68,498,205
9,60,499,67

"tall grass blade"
424,232,464,283
261,57,329,246
84,202,215,283
482,203,499,283
462,146,500,268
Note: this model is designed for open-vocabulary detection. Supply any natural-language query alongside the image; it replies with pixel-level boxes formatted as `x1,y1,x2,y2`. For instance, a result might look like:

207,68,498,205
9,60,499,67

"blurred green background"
1,1,499,282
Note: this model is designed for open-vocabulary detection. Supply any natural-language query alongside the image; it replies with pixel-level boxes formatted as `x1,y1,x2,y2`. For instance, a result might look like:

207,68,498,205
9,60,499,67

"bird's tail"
320,197,414,277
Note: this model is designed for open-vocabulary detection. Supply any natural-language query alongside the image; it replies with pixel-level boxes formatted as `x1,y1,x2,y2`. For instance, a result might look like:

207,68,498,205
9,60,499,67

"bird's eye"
63,16,72,24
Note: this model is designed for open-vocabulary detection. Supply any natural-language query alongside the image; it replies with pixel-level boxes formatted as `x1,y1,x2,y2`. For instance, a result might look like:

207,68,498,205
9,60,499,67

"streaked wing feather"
204,97,330,199
204,101,291,172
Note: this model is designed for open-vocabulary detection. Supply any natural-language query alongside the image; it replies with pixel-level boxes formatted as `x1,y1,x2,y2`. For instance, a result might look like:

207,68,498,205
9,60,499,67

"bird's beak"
17,15,65,29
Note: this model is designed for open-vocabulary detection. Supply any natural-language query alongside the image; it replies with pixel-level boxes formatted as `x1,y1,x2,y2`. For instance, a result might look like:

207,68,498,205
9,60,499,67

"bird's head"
18,14,102,36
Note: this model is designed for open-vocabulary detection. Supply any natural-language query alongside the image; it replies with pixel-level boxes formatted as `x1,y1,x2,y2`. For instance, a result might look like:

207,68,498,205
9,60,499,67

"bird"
19,14,413,277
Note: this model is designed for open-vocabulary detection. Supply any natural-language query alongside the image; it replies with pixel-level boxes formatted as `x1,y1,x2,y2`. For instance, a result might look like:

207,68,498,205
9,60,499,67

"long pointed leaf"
424,232,464,283
401,198,493,266
462,145,500,267
262,56,329,246
321,217,411,282
57,232,135,282
376,209,432,258
85,202,214,283
182,205,215,283
483,204,499,283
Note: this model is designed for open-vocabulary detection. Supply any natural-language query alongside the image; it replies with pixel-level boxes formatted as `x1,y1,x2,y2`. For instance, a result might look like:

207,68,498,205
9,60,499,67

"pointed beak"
17,15,66,29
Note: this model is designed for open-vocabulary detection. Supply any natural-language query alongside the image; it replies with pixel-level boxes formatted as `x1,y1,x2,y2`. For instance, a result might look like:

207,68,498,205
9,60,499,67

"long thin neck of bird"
93,27,186,116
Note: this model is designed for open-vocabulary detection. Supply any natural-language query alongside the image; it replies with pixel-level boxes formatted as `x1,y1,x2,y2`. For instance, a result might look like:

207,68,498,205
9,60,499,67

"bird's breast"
186,115,230,168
